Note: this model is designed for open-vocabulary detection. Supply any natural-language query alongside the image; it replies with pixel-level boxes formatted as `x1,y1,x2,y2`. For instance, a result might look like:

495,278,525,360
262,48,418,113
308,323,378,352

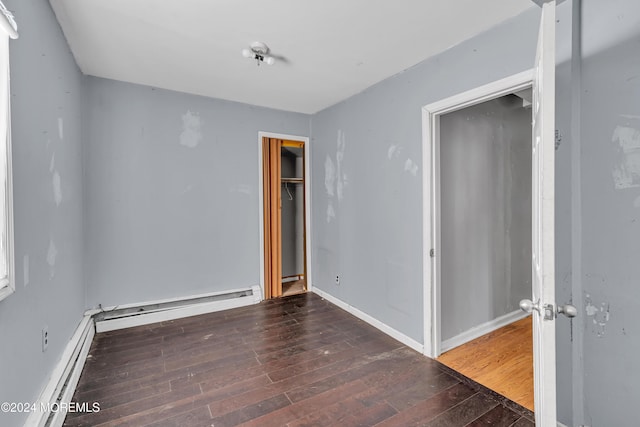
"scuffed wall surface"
439,98,532,341
580,0,640,424
0,1,85,426
84,78,310,307
310,8,541,343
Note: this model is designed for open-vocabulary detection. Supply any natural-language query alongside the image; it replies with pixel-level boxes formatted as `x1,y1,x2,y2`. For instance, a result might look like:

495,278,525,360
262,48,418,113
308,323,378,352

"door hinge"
429,249,435,258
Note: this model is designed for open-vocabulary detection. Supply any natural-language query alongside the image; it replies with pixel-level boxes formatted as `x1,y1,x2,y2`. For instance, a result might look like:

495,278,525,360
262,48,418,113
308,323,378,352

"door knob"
520,299,577,319
519,299,555,320
519,299,538,314
557,304,577,318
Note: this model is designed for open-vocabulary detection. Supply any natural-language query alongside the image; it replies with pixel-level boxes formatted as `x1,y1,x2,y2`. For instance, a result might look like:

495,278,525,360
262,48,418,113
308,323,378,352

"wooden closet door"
262,138,282,299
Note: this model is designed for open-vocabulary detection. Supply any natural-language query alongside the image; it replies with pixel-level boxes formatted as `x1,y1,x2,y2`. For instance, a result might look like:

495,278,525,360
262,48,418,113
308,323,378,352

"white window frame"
0,1,17,303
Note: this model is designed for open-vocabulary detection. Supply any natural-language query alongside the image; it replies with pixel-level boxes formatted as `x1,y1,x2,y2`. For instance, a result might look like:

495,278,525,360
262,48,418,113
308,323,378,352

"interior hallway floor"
64,293,534,426
437,316,534,411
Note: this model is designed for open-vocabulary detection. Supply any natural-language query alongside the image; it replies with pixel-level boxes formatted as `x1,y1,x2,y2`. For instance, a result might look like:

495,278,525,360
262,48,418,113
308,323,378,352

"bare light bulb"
265,56,275,65
241,48,252,58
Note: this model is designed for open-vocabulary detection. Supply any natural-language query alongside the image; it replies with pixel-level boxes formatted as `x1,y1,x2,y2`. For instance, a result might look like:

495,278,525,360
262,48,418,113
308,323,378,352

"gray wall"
440,97,532,341
309,3,583,424
310,6,541,351
579,0,640,424
2,1,638,426
83,77,310,307
0,1,86,426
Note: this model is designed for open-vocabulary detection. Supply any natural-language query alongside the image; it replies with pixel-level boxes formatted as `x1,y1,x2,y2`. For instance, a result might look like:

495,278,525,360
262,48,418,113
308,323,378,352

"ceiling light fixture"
242,42,275,66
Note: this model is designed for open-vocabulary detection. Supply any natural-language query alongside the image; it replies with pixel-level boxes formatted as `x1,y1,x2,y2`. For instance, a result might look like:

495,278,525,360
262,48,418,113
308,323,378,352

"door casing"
421,69,535,358
258,131,312,300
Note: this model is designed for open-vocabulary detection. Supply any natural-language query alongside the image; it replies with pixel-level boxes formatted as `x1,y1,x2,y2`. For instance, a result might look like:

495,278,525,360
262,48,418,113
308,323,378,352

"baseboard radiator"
26,285,262,427
25,316,95,427
94,286,262,333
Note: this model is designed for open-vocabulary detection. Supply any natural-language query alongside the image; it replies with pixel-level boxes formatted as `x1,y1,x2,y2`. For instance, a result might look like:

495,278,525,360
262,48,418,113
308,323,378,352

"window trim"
0,18,15,302
0,102,15,303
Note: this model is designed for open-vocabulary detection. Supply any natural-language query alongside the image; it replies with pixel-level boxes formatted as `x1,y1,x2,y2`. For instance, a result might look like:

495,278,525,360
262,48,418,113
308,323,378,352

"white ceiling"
49,0,534,114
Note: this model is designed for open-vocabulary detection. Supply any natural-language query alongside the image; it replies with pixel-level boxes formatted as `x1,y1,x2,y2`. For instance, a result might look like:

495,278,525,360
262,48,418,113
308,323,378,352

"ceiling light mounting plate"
249,41,269,56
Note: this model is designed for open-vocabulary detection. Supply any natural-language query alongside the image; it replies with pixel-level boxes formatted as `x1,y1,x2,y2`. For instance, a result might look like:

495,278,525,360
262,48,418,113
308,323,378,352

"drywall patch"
52,171,62,206
585,293,611,337
49,153,55,172
388,144,418,176
324,130,349,222
612,125,640,189
23,254,29,287
47,238,57,279
230,184,251,195
58,117,64,140
324,156,335,197
404,158,419,176
336,130,347,200
388,145,401,160
326,201,336,223
179,110,202,148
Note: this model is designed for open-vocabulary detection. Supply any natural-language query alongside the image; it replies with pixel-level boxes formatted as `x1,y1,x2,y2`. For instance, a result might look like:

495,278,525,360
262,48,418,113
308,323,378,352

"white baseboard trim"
95,285,262,333
440,309,529,353
25,315,95,427
312,287,424,354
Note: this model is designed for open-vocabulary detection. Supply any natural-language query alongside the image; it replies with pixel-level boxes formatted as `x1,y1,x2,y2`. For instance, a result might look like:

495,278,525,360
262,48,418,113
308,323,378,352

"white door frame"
258,131,312,300
421,69,534,358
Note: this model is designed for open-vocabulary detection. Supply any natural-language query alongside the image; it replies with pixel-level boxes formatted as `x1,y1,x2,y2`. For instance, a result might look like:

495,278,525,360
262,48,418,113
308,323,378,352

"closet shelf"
281,178,303,184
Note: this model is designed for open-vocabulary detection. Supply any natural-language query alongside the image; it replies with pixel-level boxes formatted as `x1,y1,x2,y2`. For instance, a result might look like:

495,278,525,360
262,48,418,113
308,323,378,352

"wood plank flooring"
437,316,534,411
64,293,534,426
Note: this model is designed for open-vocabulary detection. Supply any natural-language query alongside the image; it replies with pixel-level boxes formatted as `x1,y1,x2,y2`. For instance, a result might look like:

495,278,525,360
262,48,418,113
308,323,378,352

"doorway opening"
422,71,535,411
436,89,534,409
260,134,310,300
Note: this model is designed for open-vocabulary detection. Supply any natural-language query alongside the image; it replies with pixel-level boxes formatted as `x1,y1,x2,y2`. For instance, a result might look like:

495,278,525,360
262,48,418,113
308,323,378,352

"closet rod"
281,178,303,184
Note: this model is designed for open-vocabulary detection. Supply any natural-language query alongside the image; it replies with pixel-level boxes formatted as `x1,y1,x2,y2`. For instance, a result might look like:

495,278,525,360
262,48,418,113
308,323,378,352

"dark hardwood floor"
64,293,534,426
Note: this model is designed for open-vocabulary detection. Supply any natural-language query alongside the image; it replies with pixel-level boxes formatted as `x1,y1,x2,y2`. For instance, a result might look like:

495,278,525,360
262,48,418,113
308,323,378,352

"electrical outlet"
335,275,340,285
42,326,49,352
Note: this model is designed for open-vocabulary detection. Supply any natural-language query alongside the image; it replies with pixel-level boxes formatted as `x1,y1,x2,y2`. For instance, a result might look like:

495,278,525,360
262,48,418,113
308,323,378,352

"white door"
529,1,557,425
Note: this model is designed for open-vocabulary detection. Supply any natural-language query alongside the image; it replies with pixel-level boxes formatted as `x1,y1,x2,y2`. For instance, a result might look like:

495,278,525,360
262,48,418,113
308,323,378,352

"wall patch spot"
326,201,335,223
23,255,29,287
404,158,419,176
52,171,62,206
585,293,611,337
388,145,401,160
612,125,640,189
336,130,347,200
180,110,203,148
47,238,57,279
49,153,55,173
230,184,251,195
324,156,335,197
58,118,64,140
